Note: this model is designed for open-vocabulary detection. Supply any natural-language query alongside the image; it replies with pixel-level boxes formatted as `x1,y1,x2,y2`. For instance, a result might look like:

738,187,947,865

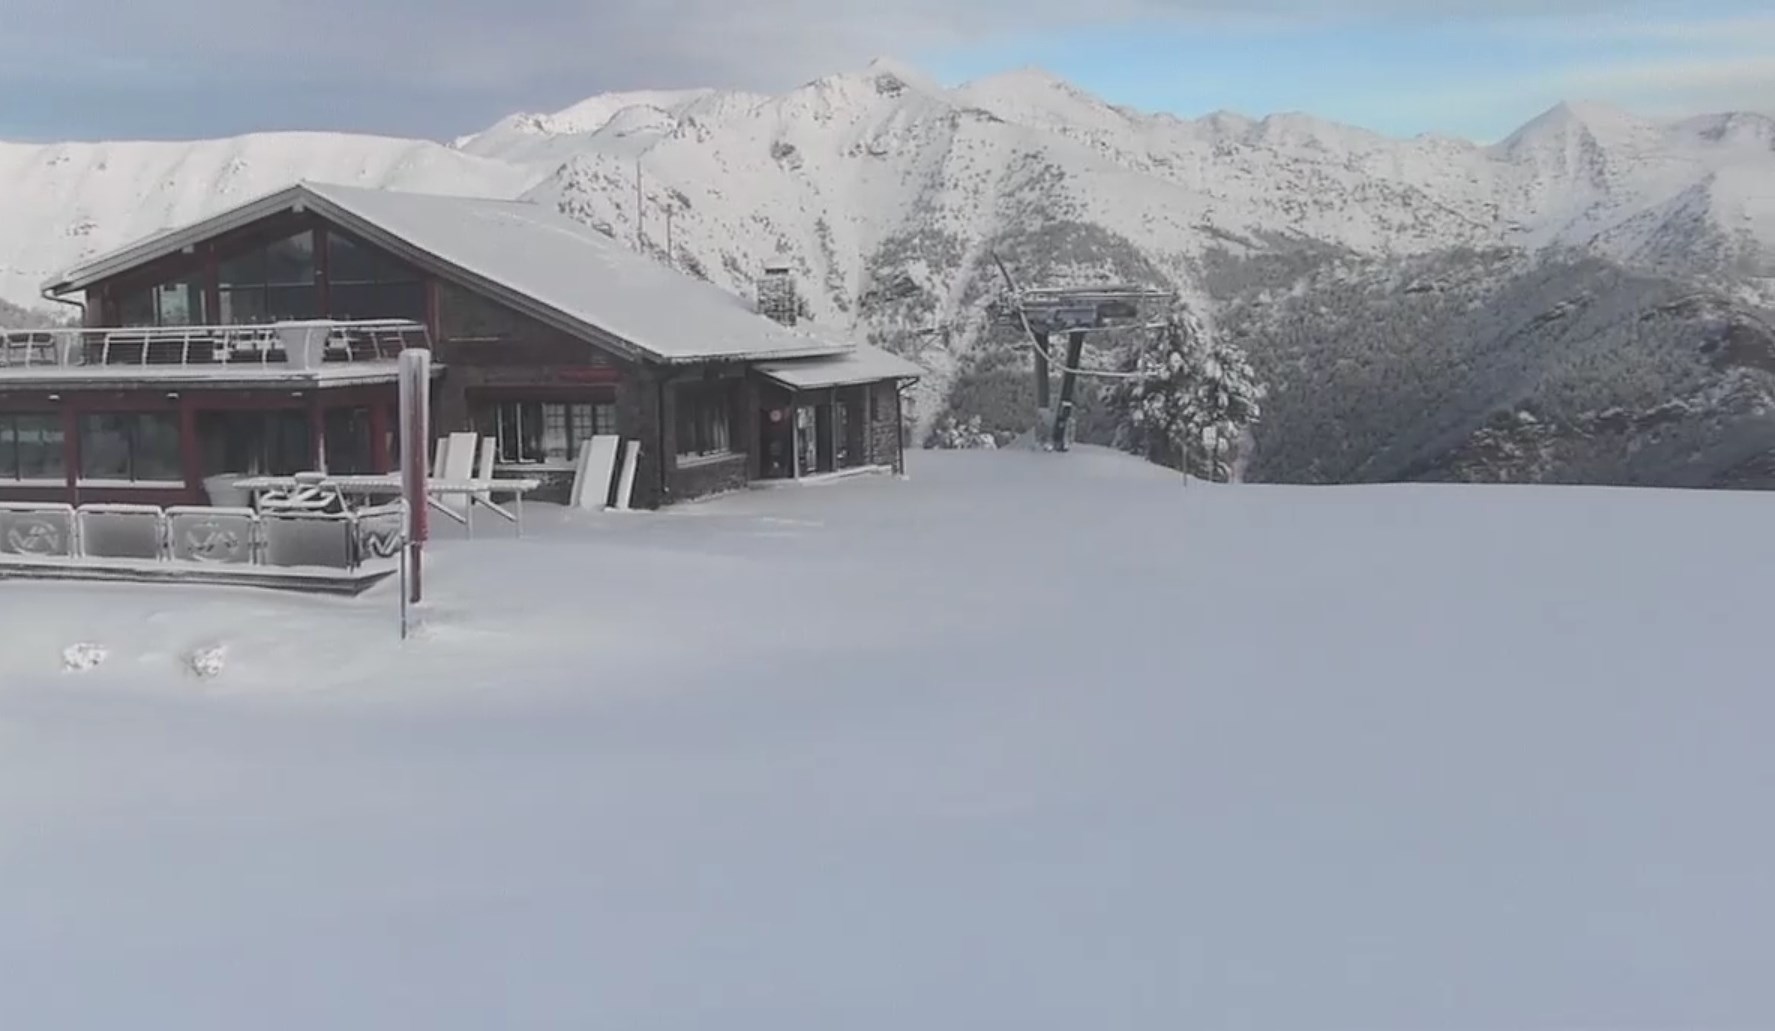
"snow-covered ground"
3,448,1772,1029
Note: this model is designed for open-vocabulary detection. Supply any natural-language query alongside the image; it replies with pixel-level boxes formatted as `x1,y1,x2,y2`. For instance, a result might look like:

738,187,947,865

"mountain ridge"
5,60,1770,316
4,59,1774,486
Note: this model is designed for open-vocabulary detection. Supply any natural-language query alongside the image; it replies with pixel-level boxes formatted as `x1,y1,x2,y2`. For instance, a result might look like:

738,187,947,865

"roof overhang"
42,184,312,297
754,343,924,391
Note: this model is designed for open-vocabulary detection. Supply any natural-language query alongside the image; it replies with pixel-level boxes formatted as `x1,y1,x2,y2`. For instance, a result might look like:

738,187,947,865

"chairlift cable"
989,252,1168,382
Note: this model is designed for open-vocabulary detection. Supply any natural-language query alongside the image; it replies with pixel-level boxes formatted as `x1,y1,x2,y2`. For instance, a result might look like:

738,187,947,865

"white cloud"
1552,54,1775,115
1573,13,1775,43
0,0,1764,137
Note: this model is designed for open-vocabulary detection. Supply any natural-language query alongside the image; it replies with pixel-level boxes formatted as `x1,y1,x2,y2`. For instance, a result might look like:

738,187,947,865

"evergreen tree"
1106,304,1265,480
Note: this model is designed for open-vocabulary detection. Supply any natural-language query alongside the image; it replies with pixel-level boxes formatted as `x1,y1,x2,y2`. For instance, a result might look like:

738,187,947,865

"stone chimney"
757,264,798,326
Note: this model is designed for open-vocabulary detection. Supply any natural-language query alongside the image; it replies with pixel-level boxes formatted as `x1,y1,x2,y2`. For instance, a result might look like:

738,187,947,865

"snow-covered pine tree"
1105,304,1264,480
1192,334,1265,481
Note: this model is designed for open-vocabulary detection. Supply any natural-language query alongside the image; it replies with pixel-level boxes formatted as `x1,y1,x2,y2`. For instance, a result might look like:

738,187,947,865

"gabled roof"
43,182,848,366
755,342,922,389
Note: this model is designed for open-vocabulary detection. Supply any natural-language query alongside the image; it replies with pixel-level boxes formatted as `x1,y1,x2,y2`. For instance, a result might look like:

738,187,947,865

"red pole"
399,348,430,604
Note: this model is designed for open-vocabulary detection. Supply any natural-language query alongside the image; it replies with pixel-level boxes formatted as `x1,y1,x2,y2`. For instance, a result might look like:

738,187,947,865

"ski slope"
2,448,1771,1028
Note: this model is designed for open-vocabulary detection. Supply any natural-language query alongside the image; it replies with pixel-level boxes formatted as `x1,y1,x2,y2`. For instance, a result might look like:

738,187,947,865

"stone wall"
869,380,906,471
668,453,750,501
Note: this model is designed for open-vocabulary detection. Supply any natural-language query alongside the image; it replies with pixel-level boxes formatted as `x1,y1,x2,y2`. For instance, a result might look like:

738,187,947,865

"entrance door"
759,405,792,479
814,403,835,473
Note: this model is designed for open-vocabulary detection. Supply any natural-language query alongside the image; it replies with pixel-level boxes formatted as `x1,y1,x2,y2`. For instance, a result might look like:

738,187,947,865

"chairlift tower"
986,254,1174,451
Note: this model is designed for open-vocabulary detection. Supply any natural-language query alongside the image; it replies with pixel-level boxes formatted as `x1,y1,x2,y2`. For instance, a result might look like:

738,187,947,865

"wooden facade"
3,199,912,509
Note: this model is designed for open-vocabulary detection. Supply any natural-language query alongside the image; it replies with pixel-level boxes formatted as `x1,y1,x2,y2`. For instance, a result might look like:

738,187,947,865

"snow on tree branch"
1105,303,1265,480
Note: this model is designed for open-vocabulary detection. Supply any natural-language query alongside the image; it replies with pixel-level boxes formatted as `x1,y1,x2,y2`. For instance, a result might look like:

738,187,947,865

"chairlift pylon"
986,252,1175,450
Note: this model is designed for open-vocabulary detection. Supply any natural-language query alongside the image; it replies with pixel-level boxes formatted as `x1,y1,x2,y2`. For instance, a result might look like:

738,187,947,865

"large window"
0,413,65,481
197,410,309,477
323,407,375,475
78,413,181,483
116,274,208,327
327,231,425,323
675,382,733,458
485,400,616,465
438,282,530,341
218,232,317,323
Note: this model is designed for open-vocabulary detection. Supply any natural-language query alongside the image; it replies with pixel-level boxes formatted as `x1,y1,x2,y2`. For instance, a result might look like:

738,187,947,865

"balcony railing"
0,319,430,373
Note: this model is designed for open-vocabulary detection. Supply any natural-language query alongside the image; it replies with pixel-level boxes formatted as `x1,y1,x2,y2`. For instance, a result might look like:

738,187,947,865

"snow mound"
187,644,227,679
59,643,106,673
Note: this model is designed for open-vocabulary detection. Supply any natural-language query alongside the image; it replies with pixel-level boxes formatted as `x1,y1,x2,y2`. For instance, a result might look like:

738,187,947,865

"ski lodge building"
0,181,919,509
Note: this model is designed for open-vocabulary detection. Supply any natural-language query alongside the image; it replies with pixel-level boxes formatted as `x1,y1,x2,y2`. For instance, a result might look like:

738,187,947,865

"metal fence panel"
262,510,355,569
0,504,77,558
352,502,406,566
78,505,164,561
166,507,257,565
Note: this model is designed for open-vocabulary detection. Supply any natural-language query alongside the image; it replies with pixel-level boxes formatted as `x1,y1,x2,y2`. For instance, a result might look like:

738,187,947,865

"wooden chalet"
0,181,920,509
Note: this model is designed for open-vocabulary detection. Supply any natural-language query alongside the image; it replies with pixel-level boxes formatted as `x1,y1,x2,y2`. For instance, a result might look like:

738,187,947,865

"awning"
755,343,923,391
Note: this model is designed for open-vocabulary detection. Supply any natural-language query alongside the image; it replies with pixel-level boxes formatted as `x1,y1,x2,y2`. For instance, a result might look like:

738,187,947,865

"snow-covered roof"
754,342,922,389
43,182,850,366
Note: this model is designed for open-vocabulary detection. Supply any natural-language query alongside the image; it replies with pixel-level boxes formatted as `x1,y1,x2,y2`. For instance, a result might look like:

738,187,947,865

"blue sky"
920,5,1775,140
0,0,1770,143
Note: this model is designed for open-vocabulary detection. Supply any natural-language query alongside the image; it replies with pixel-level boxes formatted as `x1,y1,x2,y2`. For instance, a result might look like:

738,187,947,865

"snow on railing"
0,499,404,572
0,319,429,372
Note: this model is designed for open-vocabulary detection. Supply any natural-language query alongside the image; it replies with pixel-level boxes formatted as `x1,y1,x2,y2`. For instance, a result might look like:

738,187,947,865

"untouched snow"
2,448,1773,1029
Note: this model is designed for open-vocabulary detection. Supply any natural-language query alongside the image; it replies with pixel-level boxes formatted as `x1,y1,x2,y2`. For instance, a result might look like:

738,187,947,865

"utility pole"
635,158,644,251
664,205,674,267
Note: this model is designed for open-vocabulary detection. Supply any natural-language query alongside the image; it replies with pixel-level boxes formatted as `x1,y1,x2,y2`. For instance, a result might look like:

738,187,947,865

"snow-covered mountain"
7,58,1768,317
4,57,1773,483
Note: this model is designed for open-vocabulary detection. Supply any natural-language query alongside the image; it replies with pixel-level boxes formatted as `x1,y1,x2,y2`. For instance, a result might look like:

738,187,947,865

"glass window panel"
0,416,15,479
117,289,155,327
518,402,542,462
492,402,541,463
676,384,732,456
566,402,605,460
133,413,182,481
268,411,310,475
197,411,242,476
324,407,373,475
329,281,426,322
78,414,132,480
706,397,730,453
218,246,266,288
155,278,206,326
437,283,528,339
326,231,378,283
219,287,266,325
263,231,316,285
541,403,570,463
14,414,64,480
494,404,519,462
264,285,319,321
327,231,417,283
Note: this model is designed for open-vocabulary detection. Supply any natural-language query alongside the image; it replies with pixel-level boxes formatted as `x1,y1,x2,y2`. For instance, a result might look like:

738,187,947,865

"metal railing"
0,319,429,372
0,499,405,572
